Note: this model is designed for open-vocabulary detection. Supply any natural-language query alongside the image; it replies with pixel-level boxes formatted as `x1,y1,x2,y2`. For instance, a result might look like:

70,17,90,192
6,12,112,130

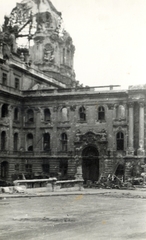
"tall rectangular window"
2,73,7,86
15,78,19,89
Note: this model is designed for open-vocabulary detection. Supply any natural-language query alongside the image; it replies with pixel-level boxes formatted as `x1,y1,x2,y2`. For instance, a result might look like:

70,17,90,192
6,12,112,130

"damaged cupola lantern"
1,0,76,87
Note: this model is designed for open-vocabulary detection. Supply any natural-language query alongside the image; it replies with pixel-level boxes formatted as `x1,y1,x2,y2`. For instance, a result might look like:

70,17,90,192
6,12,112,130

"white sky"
1,0,146,89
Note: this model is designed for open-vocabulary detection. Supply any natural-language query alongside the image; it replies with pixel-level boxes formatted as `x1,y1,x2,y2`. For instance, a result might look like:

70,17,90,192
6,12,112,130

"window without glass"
14,108,19,121
98,106,105,121
79,106,86,121
27,133,33,151
42,164,50,173
15,78,19,89
43,133,50,151
116,132,124,150
2,73,7,86
44,108,51,121
1,104,9,118
61,133,67,152
27,109,34,123
59,159,68,179
1,161,8,178
1,131,6,151
14,133,18,151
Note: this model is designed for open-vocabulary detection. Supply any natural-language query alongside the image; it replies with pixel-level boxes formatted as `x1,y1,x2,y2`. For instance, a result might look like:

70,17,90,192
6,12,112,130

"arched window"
27,109,34,123
44,108,51,122
14,108,19,121
27,133,33,151
79,106,86,121
1,131,6,151
43,133,50,151
1,104,9,118
61,133,67,152
98,106,105,121
14,133,18,151
116,132,124,150
61,107,69,122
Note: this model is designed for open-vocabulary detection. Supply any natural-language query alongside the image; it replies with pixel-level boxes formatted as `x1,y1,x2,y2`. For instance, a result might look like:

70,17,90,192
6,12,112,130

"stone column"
127,103,134,155
137,102,145,156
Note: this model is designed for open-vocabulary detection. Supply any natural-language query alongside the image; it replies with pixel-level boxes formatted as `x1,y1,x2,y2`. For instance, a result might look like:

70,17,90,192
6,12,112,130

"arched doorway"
82,146,99,183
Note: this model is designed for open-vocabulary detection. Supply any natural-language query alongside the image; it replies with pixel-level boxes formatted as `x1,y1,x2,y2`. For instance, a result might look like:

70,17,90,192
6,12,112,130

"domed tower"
1,0,76,87
29,0,76,87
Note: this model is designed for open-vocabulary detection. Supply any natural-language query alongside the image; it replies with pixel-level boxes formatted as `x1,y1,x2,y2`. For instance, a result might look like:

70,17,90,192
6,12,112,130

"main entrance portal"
82,146,99,183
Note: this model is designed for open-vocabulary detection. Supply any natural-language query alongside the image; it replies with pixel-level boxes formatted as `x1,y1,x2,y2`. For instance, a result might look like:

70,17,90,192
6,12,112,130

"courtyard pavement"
1,186,146,199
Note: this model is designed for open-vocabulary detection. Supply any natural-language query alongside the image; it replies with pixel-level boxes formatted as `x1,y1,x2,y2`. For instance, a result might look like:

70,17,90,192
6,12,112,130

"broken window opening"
14,133,18,151
43,133,50,151
1,161,9,179
44,108,51,121
15,78,19,90
61,133,67,152
98,106,105,121
27,109,34,123
1,131,6,151
42,164,50,174
1,104,9,118
79,106,86,121
2,73,7,86
14,107,19,121
27,133,33,151
59,159,68,180
116,132,124,150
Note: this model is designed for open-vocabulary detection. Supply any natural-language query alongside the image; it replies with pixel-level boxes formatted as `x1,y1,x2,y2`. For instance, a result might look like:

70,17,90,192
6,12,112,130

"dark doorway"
1,161,9,179
82,146,99,183
115,164,125,180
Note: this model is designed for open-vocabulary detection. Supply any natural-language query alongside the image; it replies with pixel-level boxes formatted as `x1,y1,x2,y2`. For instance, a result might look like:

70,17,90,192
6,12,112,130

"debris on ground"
84,175,144,190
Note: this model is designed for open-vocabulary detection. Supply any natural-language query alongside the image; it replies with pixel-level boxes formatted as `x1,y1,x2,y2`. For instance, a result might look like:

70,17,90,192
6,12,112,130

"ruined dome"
2,0,76,87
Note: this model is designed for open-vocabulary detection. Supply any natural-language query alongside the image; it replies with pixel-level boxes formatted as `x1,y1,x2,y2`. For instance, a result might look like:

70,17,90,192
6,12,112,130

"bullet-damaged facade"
0,0,146,183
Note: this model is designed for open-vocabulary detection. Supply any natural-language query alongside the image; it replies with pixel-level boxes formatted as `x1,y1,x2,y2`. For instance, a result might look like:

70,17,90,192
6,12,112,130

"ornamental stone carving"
107,104,114,110
74,130,108,156
43,43,54,63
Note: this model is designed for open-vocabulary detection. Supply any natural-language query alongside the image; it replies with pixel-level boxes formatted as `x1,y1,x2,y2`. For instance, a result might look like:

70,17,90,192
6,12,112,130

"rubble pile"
84,175,144,190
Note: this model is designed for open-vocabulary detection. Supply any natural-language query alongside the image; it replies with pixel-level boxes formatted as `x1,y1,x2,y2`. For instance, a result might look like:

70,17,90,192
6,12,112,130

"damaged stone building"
0,0,146,183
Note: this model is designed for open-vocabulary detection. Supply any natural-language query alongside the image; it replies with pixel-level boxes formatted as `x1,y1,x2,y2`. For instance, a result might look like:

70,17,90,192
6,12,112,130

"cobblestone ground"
0,194,146,240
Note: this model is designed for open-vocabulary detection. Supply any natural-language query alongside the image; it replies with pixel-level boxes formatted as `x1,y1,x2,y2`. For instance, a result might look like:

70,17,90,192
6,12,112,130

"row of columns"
128,102,145,156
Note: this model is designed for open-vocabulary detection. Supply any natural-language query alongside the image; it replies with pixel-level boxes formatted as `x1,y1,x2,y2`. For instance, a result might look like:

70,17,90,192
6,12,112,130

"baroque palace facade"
0,0,146,183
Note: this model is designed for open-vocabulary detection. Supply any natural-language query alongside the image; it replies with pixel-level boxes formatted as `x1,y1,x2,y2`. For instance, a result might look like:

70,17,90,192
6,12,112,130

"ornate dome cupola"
29,0,76,87
1,0,76,87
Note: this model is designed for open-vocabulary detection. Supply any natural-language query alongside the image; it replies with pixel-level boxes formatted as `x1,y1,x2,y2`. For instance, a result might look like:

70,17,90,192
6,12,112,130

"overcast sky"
0,0,146,89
